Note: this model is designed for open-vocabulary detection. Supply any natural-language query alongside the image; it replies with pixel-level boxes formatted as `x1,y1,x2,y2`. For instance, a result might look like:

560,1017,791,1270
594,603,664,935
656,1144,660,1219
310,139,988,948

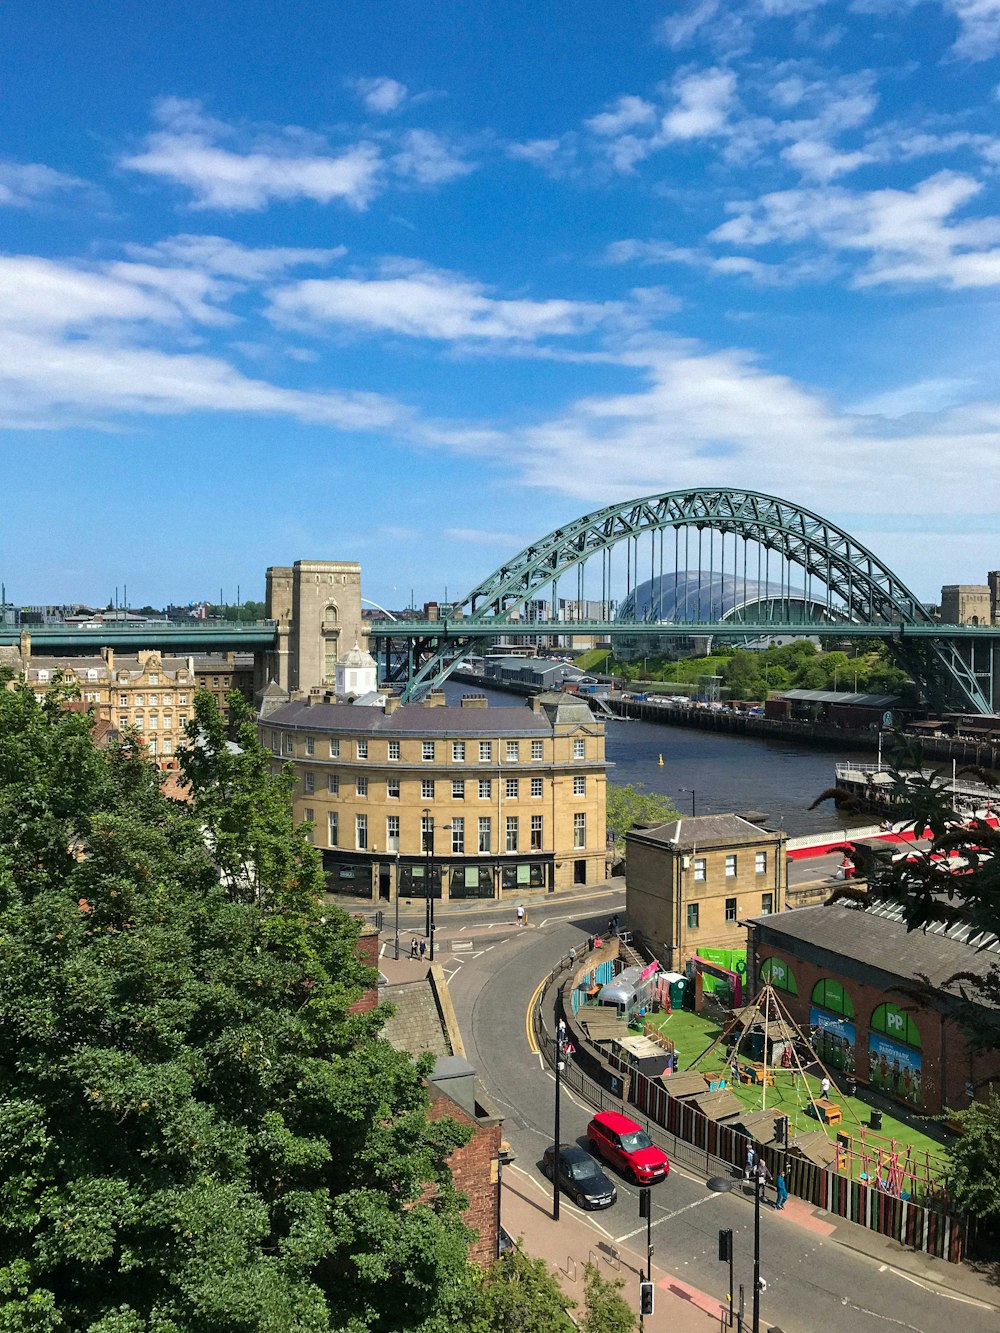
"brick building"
747,900,1000,1114
426,1057,503,1267
626,814,787,972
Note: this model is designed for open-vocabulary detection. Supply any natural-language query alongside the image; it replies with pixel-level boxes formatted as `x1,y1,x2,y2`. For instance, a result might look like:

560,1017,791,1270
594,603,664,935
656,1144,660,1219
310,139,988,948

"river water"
444,682,870,837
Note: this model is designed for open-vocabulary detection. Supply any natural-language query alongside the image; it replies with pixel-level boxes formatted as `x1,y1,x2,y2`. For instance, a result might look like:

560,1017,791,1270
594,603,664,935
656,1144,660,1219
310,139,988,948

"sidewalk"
502,1166,725,1331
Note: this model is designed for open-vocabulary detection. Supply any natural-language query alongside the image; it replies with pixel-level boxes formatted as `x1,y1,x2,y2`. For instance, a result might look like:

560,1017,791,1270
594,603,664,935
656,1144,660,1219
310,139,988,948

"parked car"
541,1144,617,1209
586,1111,669,1184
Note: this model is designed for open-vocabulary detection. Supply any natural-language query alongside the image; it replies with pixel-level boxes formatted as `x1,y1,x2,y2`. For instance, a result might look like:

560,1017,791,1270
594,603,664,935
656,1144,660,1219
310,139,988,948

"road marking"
526,973,547,1053
450,940,474,952
615,1192,719,1243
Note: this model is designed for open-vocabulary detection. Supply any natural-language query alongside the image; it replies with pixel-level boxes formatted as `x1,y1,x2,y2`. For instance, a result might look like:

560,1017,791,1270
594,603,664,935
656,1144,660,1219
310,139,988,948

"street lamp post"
552,1044,565,1221
680,787,697,816
752,1161,763,1333
393,849,401,960
422,808,436,962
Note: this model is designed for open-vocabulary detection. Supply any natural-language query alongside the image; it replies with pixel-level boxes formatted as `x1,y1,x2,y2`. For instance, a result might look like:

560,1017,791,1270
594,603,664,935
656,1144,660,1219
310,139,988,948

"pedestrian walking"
820,1075,830,1099
516,903,525,927
557,1017,567,1046
612,912,620,935
744,1144,756,1182
409,938,419,960
419,939,427,960
607,917,614,937
775,1172,789,1210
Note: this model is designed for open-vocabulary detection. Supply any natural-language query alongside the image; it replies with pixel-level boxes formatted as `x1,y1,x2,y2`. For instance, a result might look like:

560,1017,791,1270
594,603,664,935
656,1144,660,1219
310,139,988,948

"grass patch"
645,1007,950,1187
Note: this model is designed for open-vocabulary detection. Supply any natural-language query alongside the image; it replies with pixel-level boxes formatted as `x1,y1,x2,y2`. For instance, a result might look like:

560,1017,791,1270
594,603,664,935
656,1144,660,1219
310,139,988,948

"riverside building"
259,652,608,901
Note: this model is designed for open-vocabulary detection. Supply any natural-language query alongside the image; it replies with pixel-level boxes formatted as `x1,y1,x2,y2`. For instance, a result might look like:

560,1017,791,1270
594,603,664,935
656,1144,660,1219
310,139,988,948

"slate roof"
632,813,781,850
749,900,1000,997
266,698,551,736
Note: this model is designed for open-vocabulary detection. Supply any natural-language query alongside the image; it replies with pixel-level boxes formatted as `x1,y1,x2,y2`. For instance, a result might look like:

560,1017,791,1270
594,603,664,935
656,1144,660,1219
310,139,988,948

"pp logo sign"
886,1010,905,1033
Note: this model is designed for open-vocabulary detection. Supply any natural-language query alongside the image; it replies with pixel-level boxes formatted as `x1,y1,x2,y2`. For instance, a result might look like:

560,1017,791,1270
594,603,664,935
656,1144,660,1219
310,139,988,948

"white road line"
615,1193,719,1243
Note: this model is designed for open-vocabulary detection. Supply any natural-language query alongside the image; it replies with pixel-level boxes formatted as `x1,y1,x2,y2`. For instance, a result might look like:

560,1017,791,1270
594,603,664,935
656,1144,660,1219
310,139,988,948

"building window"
356,740,368,760
163,739,172,755
304,809,314,841
147,738,157,756
725,854,737,877
452,779,465,800
148,694,158,707
149,674,158,686
134,694,143,707
178,694,188,706
387,777,399,799
304,772,315,794
421,779,435,800
725,897,737,923
755,851,767,875
329,739,340,758
328,774,340,795
761,893,773,915
148,714,158,730
505,778,518,799
531,777,544,798
355,814,367,850
163,714,172,731
693,857,706,882
306,736,315,756
283,737,293,755
479,741,492,762
452,741,466,762
134,715,144,730
478,817,492,852
760,957,797,994
506,741,519,761
356,776,368,798
573,776,586,796
422,741,435,761
573,739,585,759
531,814,543,850
451,818,465,854
387,740,400,760
119,694,128,706
506,816,518,852
687,903,700,929
386,815,400,852
573,812,586,848
478,779,492,800
531,740,544,760
179,714,188,729
811,978,854,1019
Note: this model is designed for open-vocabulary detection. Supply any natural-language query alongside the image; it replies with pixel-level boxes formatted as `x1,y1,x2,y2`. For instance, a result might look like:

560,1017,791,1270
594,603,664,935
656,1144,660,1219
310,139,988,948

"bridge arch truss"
383,488,994,713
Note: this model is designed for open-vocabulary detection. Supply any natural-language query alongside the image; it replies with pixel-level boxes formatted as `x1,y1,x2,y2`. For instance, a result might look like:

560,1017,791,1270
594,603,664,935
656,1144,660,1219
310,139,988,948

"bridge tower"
263,560,367,695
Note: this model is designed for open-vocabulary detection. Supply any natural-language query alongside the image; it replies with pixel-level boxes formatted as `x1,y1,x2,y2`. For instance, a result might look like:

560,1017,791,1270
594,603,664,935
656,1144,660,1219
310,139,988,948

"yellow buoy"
658,754,664,766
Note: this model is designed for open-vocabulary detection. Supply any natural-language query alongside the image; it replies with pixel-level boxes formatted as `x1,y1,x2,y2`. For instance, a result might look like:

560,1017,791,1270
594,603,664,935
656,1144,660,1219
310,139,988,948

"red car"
587,1111,669,1184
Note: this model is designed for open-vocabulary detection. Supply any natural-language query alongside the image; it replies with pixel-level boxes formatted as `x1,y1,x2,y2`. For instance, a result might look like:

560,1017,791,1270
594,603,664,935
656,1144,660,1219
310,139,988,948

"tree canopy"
606,784,680,845
0,680,475,1331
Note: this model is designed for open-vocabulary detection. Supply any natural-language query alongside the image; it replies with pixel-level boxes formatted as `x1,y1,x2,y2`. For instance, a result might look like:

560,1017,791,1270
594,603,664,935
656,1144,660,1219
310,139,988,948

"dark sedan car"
541,1144,617,1210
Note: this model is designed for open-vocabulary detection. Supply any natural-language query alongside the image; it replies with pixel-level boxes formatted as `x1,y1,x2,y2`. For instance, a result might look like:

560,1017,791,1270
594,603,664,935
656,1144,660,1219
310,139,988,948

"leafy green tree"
607,784,681,845
0,680,476,1331
941,1093,1000,1224
721,650,763,700
467,1246,574,1332
579,1262,636,1333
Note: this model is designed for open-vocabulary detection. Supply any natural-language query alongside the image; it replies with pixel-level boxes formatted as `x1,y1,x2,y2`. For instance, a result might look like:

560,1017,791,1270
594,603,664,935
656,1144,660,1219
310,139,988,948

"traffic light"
718,1227,733,1262
775,1114,789,1145
639,1187,651,1219
639,1281,654,1316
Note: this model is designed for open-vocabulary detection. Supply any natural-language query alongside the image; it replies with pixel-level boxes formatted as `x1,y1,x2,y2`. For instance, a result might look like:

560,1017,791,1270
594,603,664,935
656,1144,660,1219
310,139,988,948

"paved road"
444,915,1000,1333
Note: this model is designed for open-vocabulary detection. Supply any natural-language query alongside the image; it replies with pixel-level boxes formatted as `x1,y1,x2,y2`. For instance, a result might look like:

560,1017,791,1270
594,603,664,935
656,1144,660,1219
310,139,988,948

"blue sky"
2,0,999,608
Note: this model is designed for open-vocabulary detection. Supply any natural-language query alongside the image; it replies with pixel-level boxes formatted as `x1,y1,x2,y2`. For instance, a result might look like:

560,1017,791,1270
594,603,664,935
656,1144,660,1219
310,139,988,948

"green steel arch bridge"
370,488,1000,714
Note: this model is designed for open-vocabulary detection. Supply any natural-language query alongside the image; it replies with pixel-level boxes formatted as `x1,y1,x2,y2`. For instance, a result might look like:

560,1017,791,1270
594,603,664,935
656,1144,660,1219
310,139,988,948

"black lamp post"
552,1043,565,1221
752,1160,763,1333
680,787,697,816
422,808,436,962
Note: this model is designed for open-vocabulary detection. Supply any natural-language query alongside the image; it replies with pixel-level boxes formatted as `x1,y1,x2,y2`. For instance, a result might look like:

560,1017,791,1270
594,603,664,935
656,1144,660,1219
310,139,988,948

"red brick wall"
427,1088,501,1268
348,926,380,1016
755,945,1000,1113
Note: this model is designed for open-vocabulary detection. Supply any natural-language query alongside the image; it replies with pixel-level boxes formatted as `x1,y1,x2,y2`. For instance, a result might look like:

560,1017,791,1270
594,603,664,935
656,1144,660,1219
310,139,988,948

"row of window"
119,714,188,735
310,810,588,853
692,851,769,880
760,962,923,1050
118,693,190,708
302,773,588,799
280,735,589,762
687,893,773,929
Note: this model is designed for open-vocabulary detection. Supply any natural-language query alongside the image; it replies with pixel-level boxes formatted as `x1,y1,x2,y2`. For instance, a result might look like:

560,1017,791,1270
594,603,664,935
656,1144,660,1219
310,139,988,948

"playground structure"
683,982,950,1201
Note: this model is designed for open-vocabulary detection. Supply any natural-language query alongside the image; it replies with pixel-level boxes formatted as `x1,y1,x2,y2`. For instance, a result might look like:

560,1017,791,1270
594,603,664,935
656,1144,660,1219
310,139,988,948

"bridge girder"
393,488,993,713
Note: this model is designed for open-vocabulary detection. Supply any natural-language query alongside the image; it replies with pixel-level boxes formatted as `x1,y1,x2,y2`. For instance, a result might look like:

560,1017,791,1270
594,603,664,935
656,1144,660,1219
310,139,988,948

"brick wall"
427,1087,501,1268
755,944,1000,1113
347,925,380,1016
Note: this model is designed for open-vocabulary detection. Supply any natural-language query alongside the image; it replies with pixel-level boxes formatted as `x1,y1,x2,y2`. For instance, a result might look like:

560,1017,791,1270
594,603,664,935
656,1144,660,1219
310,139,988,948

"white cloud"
656,0,724,48
122,97,383,211
661,67,736,139
586,96,657,137
781,139,872,180
268,262,621,342
710,170,1000,287
946,0,1000,61
0,161,87,208
123,234,345,280
848,377,974,417
350,76,409,114
391,129,474,184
